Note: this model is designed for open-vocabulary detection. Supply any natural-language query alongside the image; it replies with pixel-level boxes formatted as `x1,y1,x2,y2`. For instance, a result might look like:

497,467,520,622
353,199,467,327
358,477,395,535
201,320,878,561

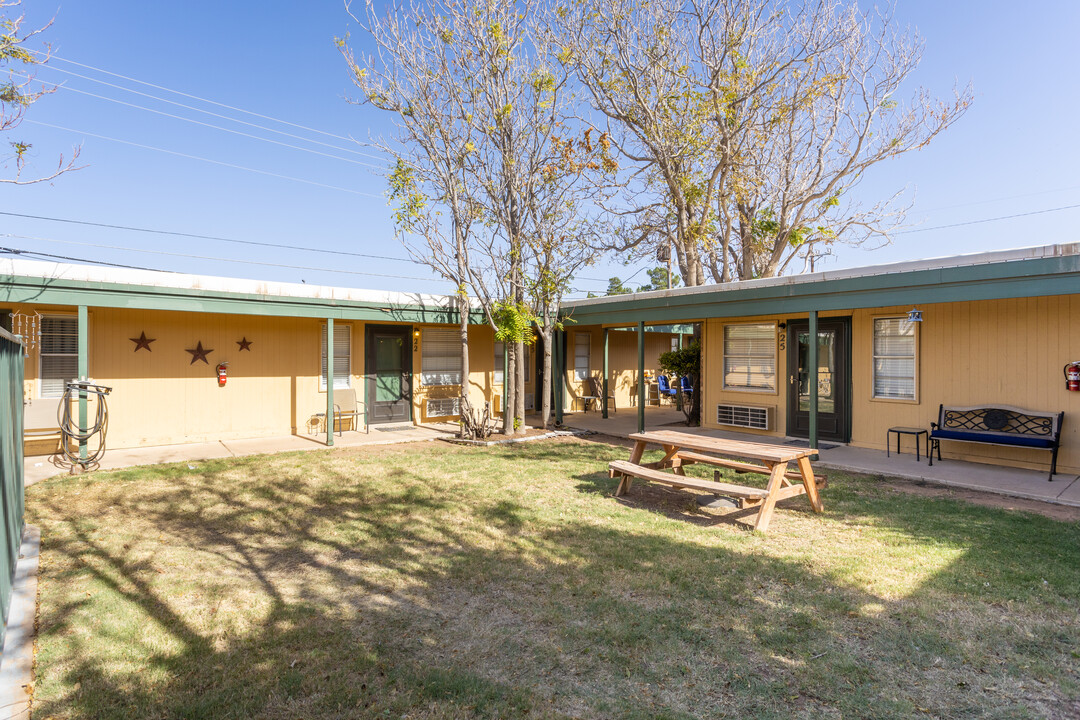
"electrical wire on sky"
0,210,415,263
30,59,387,162
1,239,605,295
24,119,382,198
0,233,449,283
13,72,384,169
30,50,380,150
894,202,1080,234
0,210,616,286
0,245,167,272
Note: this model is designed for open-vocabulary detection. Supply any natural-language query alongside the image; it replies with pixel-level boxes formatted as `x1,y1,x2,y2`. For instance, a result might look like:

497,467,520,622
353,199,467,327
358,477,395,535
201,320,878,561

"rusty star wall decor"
130,332,156,352
236,337,253,351
186,341,213,365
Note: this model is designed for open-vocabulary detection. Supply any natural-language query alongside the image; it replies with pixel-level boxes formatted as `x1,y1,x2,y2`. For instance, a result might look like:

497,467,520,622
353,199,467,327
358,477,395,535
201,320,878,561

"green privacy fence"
0,327,25,648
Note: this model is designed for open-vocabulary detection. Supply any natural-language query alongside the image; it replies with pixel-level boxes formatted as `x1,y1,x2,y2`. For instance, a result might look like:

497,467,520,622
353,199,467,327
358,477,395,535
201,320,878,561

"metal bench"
928,404,1064,481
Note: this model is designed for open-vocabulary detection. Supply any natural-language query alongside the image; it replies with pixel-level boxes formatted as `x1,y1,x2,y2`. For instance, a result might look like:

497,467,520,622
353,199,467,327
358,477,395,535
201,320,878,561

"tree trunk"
458,295,470,439
514,339,526,435
539,327,553,429
503,342,517,435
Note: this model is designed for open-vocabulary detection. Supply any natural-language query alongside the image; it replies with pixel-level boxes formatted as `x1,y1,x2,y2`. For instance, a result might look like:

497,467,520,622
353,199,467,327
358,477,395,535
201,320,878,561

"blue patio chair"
679,376,693,396
657,374,678,399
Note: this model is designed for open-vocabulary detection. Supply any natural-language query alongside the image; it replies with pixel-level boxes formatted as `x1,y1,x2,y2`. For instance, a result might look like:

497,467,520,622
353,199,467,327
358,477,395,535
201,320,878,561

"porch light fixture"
907,308,923,322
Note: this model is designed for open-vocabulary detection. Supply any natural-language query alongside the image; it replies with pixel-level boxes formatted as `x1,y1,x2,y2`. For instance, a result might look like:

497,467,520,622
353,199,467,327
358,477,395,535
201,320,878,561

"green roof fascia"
0,273,487,324
561,254,1080,326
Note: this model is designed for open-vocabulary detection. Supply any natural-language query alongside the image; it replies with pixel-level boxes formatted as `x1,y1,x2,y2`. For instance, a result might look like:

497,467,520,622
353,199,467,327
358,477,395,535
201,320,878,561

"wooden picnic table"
609,430,826,533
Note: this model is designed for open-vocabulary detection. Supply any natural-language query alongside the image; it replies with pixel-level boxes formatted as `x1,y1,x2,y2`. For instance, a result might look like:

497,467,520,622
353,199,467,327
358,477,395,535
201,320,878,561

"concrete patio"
23,422,459,487
562,406,1080,508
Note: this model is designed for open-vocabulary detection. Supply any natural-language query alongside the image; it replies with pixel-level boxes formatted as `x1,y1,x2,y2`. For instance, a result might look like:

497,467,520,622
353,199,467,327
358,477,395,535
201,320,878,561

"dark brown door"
365,326,412,424
786,318,850,442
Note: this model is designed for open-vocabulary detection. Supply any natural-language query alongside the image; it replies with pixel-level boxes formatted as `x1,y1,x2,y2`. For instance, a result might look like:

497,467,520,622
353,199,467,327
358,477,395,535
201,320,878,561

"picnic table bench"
609,430,826,533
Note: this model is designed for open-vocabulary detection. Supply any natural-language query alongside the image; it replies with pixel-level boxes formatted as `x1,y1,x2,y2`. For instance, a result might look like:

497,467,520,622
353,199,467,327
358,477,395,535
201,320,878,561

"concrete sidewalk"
563,407,1080,508
24,422,458,486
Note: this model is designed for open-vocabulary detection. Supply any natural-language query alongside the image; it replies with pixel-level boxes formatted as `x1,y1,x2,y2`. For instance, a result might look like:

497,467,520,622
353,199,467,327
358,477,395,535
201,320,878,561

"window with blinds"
494,341,505,384
320,324,351,390
723,323,776,391
39,315,78,399
873,317,917,400
574,333,591,381
422,328,462,386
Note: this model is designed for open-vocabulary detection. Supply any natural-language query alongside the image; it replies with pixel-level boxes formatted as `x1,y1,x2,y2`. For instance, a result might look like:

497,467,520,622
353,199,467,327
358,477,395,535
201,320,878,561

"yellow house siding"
566,326,680,410
849,297,1080,474
413,324,502,423
699,297,1080,474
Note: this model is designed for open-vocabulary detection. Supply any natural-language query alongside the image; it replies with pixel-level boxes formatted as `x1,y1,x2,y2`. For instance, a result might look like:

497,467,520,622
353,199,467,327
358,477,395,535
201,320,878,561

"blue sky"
2,1,1078,296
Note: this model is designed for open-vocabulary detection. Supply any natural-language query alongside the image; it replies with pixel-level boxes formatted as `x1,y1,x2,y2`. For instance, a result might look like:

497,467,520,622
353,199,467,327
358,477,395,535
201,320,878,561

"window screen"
873,318,916,399
422,328,462,386
723,323,776,390
574,333,590,381
494,341,505,384
39,316,79,399
320,324,351,390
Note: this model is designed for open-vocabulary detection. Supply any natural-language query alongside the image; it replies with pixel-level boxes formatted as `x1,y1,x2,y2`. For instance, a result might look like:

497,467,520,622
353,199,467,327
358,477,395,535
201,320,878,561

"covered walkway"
563,407,1080,508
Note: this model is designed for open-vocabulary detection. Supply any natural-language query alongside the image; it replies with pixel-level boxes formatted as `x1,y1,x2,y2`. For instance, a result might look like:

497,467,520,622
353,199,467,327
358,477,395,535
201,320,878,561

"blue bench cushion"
930,429,1056,449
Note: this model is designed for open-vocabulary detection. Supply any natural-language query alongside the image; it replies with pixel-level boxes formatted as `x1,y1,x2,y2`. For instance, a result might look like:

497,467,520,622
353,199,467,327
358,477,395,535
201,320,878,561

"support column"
326,317,335,447
675,331,684,413
808,310,818,460
502,342,509,414
77,305,88,462
554,330,564,425
637,321,645,434
602,328,609,420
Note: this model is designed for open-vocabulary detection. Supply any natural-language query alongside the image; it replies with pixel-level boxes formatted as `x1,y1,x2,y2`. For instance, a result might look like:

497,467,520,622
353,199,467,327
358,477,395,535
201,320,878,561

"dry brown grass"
27,436,1080,719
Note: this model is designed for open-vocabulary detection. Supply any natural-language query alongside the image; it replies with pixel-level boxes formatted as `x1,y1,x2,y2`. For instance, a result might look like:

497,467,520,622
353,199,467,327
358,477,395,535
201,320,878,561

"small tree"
1,1,79,184
606,277,633,296
658,340,700,424
636,266,681,293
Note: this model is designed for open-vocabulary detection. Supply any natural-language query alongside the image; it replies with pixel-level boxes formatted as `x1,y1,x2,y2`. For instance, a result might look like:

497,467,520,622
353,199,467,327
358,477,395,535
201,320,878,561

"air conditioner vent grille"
716,403,771,430
426,397,461,418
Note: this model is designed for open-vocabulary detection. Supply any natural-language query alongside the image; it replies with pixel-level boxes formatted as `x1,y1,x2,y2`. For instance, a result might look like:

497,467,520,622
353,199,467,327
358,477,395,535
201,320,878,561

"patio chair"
332,388,365,435
587,376,616,413
679,376,693,396
656,374,678,403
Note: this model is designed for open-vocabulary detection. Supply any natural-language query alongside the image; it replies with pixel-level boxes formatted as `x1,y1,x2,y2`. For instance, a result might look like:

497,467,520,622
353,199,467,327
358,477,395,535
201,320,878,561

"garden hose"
58,381,112,468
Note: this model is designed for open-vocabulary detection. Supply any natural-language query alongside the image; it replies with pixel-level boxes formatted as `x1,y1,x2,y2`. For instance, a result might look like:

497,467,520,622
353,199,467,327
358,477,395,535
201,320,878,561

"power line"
0,245,169,272
1,233,451,283
19,73,384,169
0,210,415,263
35,51,376,149
33,61,387,162
24,119,383,198
0,210,615,285
895,202,1080,234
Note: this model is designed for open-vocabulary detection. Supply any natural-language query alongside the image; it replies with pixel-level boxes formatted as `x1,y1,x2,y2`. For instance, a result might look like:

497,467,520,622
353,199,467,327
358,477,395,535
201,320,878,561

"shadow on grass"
27,439,1080,720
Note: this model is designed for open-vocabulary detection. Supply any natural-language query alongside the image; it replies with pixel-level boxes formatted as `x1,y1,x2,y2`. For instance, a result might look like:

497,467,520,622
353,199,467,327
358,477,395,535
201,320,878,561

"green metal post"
675,332,684,412
326,318,334,447
637,321,645,434
808,310,818,460
554,330,564,425
602,328,609,419
78,305,88,462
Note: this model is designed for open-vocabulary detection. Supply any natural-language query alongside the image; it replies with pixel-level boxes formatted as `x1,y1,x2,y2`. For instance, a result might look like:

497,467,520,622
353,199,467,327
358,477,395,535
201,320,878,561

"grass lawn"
26,436,1080,719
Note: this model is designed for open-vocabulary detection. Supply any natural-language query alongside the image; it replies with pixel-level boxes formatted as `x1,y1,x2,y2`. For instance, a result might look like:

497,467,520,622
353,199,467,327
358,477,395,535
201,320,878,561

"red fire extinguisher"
1065,361,1080,392
217,361,229,387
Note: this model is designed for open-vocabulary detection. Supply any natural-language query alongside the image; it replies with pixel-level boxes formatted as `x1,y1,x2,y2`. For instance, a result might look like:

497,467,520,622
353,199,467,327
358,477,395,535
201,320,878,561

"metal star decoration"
130,332,156,353
186,341,213,365
236,337,253,351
